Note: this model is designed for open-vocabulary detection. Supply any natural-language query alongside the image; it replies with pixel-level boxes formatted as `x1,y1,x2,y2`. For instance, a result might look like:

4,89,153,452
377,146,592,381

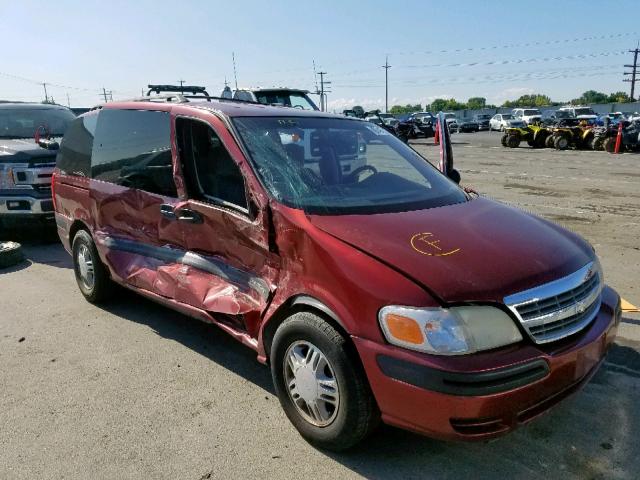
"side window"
56,114,97,177
176,118,247,209
233,91,254,102
91,109,176,197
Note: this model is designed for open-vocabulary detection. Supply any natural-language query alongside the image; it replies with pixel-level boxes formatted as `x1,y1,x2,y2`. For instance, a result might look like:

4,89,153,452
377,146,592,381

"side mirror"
448,168,461,184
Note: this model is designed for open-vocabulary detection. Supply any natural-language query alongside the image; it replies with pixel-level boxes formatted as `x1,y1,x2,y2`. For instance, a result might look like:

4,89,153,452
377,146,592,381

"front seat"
318,145,342,185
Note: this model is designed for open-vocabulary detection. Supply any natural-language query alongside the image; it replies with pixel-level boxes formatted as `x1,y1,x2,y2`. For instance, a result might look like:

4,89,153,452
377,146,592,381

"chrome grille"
504,262,603,344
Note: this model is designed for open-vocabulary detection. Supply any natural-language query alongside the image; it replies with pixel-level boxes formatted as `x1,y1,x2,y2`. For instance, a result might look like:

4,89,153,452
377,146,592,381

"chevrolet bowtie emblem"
410,232,460,257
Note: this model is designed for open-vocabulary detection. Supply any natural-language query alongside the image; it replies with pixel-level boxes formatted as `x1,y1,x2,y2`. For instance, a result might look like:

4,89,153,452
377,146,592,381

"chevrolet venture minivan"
53,98,620,451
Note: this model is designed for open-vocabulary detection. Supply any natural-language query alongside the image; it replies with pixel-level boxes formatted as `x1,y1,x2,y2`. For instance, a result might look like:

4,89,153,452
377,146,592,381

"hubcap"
76,244,95,290
283,340,340,427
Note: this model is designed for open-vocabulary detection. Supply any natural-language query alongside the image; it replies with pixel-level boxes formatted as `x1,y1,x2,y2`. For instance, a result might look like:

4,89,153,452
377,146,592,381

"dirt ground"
1,131,638,479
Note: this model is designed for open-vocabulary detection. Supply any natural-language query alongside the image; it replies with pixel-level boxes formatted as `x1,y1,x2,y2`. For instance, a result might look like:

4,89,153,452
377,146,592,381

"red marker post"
614,122,623,154
434,120,440,145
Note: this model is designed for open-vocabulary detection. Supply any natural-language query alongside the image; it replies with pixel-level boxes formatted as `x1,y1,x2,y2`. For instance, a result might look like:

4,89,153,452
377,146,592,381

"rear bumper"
353,286,620,441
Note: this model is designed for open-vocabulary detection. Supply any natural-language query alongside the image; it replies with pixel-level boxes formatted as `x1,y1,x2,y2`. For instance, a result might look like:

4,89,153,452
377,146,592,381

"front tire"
270,312,379,451
72,230,114,303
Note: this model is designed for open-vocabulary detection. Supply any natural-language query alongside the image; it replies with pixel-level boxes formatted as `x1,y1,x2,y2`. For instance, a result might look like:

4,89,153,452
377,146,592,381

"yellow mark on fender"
410,232,460,257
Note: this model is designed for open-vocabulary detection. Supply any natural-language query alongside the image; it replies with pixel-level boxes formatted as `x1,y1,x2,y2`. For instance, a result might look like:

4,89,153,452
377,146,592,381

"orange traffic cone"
614,122,623,154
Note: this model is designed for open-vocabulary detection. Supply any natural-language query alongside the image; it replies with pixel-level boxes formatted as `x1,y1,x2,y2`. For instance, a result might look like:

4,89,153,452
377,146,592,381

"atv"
501,124,550,148
601,120,640,153
546,120,594,150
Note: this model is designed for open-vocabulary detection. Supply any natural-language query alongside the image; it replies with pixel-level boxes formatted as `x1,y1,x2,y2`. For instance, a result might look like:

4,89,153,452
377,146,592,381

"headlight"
378,305,522,355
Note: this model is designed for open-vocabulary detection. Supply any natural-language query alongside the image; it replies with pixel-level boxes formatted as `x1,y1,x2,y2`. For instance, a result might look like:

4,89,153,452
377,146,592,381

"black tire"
527,139,536,147
500,133,508,147
545,135,556,148
0,241,24,269
603,137,618,153
592,136,605,151
506,134,520,148
534,132,549,148
270,311,379,451
72,230,114,303
554,135,570,150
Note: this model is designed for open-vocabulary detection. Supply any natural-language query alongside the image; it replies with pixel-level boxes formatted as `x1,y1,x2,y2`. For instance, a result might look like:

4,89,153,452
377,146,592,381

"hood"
0,138,59,165
308,197,593,304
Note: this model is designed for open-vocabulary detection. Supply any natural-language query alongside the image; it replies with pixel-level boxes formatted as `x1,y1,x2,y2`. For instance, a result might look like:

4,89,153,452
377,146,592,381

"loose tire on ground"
0,241,25,269
72,230,114,303
270,311,380,451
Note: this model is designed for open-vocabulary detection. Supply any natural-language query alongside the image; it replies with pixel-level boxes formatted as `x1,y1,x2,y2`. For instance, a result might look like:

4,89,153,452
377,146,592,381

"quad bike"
501,124,550,148
547,121,594,150
600,120,640,153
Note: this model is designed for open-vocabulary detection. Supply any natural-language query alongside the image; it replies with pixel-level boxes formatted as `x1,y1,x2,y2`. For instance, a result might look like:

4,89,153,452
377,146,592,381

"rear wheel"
554,135,570,150
506,134,520,148
527,139,536,147
603,137,618,153
72,230,114,303
270,312,379,451
545,135,556,148
500,134,509,146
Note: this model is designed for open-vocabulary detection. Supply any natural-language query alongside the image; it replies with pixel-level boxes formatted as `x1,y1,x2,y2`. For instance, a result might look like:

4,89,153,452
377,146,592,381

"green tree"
466,97,486,109
607,91,632,103
429,98,466,112
571,90,608,105
389,103,422,114
502,94,553,108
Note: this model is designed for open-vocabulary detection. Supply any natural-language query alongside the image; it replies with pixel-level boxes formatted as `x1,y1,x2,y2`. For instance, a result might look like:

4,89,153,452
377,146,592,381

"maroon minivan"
53,98,620,450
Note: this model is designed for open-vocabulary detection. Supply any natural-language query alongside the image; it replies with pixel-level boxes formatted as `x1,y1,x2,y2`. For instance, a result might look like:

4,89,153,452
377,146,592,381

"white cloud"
489,87,535,105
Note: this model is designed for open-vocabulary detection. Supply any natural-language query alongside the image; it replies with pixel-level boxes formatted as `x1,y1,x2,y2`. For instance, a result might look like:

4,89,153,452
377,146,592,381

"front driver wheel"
72,230,114,303
271,312,379,451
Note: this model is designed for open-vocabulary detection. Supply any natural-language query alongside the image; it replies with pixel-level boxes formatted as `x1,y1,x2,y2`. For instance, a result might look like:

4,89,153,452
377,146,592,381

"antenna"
232,52,239,90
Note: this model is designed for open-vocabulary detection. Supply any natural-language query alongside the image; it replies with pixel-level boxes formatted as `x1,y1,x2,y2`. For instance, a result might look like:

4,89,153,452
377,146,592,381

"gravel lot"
1,131,639,480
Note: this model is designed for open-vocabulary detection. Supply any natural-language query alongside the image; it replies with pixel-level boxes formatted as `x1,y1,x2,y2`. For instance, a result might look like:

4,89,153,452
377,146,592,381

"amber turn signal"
384,314,424,345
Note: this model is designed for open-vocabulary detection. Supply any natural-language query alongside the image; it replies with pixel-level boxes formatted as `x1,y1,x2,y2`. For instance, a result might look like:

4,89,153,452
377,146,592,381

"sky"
1,0,638,111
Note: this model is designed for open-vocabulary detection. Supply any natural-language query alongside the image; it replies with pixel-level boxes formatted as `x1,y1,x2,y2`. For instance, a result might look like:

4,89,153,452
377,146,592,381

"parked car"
489,113,526,131
473,114,491,130
0,102,75,230
364,111,398,128
557,106,598,122
54,98,620,451
440,112,458,130
378,113,399,127
408,111,436,125
220,86,318,110
455,118,479,133
512,108,542,125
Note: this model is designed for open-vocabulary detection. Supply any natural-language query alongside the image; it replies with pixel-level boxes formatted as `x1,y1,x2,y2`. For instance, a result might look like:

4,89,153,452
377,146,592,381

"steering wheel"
345,164,378,183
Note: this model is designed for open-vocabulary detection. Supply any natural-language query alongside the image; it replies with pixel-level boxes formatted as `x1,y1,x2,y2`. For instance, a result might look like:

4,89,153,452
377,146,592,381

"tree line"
388,90,635,114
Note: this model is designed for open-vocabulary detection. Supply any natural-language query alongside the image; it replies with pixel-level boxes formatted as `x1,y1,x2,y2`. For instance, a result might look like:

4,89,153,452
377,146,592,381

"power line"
317,72,331,112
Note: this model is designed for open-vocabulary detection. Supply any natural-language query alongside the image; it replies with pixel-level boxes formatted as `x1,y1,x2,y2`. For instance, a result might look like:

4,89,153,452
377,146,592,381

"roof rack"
146,84,210,96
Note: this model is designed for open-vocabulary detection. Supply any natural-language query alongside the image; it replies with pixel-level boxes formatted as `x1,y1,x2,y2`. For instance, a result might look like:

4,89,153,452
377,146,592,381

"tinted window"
91,109,176,197
176,118,247,209
56,114,97,177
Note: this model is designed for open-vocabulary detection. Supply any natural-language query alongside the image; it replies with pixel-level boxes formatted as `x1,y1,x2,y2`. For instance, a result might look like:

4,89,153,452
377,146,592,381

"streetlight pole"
382,56,391,113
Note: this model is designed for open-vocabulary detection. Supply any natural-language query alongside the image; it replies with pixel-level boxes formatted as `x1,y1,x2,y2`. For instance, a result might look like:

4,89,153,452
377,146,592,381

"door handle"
176,208,203,224
160,203,176,220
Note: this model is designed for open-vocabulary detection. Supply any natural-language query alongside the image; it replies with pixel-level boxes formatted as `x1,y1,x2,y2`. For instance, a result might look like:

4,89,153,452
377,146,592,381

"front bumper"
0,195,55,227
353,286,620,441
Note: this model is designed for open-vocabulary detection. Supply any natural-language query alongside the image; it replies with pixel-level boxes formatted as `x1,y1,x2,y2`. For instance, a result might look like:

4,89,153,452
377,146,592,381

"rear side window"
91,109,177,197
56,114,97,177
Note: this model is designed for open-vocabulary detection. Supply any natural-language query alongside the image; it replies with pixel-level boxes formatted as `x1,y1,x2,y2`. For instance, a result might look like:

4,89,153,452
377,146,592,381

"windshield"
476,115,490,120
254,91,318,110
523,109,541,116
232,117,467,215
502,114,514,119
555,111,573,118
0,107,75,138
444,113,456,119
574,108,595,116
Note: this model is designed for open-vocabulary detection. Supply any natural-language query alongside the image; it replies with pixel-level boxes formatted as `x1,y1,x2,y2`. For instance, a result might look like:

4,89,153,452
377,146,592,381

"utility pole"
178,79,185,93
102,87,112,103
382,56,391,113
42,82,48,103
317,72,331,112
623,47,639,101
66,93,71,108
232,52,239,89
